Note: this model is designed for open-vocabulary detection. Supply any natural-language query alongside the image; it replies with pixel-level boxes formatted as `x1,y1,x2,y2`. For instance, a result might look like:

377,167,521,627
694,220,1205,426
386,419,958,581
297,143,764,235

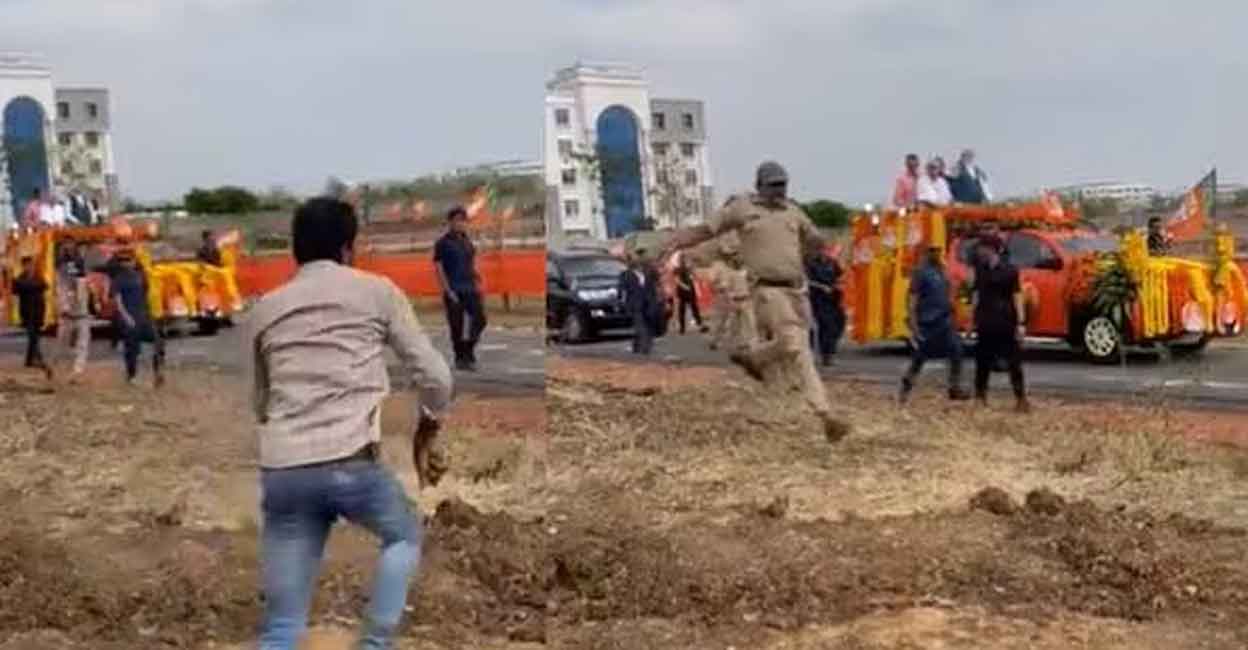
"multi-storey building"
54,87,119,210
542,62,713,245
0,51,119,229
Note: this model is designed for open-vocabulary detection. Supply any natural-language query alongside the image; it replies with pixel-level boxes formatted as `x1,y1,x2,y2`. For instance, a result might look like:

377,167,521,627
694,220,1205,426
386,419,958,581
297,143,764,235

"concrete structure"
0,52,119,229
0,52,56,229
542,61,713,246
1052,181,1157,206
54,87,119,211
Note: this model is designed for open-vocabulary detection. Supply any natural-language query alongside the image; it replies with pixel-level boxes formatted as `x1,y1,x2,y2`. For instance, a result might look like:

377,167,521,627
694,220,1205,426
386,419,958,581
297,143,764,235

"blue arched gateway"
3,96,50,220
595,105,645,239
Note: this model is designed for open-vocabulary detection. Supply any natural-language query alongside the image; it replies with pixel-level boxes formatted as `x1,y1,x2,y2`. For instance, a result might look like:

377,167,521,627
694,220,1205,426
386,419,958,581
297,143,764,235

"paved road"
1,325,544,397
552,329,1248,410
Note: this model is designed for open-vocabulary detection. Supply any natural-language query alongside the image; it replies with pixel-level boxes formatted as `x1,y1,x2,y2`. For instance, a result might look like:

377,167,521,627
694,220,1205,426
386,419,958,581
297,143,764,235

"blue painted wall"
595,105,645,239
4,96,50,219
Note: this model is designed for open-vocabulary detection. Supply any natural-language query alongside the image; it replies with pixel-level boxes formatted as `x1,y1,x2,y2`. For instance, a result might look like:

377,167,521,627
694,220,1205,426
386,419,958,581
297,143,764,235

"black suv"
546,250,633,342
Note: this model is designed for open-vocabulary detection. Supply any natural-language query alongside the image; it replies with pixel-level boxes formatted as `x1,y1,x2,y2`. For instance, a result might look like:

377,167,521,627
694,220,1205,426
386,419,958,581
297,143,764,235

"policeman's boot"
948,387,971,401
728,352,765,383
822,413,851,444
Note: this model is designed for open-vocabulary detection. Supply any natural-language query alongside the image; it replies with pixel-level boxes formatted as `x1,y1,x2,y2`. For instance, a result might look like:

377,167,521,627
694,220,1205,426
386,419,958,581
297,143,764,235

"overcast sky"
5,0,1245,204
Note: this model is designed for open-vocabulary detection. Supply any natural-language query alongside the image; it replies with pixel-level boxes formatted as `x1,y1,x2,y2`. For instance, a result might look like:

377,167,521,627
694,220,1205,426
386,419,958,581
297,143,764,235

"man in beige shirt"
662,161,850,443
248,198,453,649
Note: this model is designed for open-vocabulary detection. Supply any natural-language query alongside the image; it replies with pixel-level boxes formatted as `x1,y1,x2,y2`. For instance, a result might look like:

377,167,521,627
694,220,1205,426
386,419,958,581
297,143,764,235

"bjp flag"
1167,169,1216,242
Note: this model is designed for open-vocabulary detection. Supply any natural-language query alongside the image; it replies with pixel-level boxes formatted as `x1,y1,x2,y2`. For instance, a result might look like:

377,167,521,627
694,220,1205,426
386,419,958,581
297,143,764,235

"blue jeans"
259,456,422,650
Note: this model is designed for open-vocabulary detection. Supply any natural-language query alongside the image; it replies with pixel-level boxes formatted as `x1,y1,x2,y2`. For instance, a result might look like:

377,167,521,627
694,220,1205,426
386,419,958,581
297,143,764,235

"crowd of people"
891,149,992,209
13,187,107,230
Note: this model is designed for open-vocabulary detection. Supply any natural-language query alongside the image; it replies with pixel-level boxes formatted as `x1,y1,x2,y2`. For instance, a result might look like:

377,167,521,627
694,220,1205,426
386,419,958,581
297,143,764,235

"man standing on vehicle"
917,158,953,207
197,229,223,266
434,206,487,372
1147,216,1171,255
110,248,165,387
661,161,851,443
890,154,921,209
971,236,1029,412
899,245,970,403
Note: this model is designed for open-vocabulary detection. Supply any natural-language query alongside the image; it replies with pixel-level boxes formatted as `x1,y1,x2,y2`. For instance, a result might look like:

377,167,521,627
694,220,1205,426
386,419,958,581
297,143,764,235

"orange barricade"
236,249,546,298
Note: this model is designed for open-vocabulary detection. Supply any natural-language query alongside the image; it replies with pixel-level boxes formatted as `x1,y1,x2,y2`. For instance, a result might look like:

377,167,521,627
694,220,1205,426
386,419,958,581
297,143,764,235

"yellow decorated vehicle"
846,200,1248,362
2,220,242,337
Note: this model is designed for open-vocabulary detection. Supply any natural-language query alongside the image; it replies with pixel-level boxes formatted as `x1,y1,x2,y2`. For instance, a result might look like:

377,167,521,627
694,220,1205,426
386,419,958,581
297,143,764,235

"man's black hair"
447,205,468,221
292,197,358,265
202,229,213,239
1148,216,1163,226
905,153,919,161
31,188,41,199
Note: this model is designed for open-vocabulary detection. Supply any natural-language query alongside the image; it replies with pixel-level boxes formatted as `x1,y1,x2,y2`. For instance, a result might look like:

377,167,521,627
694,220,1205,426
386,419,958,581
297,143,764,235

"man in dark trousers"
619,251,661,355
805,243,845,367
674,255,707,335
899,246,969,402
197,230,223,265
972,236,1029,412
110,248,165,387
1147,216,1171,255
12,256,52,379
433,206,487,371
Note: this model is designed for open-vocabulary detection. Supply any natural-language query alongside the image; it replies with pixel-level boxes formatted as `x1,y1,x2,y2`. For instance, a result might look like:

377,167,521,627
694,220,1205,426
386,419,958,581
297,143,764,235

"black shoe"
898,377,914,404
821,353,834,367
948,388,971,401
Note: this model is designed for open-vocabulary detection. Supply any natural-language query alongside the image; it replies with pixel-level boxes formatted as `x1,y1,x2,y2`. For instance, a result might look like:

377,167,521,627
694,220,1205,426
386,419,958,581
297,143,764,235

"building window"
561,168,577,186
680,143,696,158
652,142,669,157
57,102,70,119
685,169,698,187
61,161,74,176
563,199,580,219
652,112,666,130
86,102,99,119
90,160,103,174
685,198,700,213
557,139,573,159
554,108,570,127
58,133,73,147
682,113,694,129
656,168,669,185
85,132,100,147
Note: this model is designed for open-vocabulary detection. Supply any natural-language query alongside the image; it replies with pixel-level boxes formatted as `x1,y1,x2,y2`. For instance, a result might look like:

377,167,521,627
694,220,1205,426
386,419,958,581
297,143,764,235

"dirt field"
2,358,1248,648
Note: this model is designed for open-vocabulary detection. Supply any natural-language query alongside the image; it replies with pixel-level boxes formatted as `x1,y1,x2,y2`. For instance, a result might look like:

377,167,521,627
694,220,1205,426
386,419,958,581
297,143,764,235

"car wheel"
1167,335,1212,358
197,318,221,337
1082,316,1121,363
562,311,588,344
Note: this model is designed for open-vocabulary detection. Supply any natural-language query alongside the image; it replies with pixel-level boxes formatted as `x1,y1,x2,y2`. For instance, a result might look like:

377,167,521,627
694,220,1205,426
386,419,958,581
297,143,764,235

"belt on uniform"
755,278,804,289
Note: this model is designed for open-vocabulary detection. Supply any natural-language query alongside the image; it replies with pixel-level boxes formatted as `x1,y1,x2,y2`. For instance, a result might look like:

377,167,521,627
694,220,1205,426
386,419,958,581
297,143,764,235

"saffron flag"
1167,169,1216,242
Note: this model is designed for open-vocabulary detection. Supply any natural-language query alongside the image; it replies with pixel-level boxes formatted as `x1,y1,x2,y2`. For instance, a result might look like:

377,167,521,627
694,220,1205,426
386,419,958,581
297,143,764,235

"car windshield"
561,256,625,279
1060,236,1118,254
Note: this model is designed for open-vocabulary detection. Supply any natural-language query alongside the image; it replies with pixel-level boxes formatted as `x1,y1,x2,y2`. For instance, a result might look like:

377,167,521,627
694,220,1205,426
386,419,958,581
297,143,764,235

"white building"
54,87,119,210
0,52,57,229
0,51,119,229
542,61,713,245
1052,181,1157,205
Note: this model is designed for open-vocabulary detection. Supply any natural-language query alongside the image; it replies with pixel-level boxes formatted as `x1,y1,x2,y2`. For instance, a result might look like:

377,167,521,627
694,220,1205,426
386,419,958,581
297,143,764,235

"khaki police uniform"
705,193,837,430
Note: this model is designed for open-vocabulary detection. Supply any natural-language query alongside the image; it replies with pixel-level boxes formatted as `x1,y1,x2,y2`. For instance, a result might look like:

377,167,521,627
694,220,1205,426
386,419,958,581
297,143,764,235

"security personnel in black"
804,243,844,366
434,206,488,371
972,235,1030,413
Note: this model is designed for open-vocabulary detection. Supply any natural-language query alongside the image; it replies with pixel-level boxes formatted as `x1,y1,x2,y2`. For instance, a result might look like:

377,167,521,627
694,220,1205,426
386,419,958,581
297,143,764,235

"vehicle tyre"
197,318,221,337
1167,335,1212,358
1081,316,1121,363
561,311,589,344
